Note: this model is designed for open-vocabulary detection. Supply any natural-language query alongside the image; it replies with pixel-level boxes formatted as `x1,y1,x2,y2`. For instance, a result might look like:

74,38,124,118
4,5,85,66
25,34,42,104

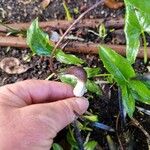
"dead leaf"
0,57,29,74
104,0,124,9
41,0,51,9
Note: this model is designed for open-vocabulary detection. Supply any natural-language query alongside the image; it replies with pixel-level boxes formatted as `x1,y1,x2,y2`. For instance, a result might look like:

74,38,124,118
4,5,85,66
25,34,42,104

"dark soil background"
0,0,150,150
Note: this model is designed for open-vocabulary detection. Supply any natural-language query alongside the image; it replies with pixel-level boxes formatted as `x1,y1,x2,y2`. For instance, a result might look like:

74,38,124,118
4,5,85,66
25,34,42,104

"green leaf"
63,1,72,21
52,143,63,150
67,130,78,150
84,141,97,150
131,74,150,89
99,46,135,85
59,74,77,87
135,10,150,33
99,23,107,39
134,10,150,63
142,80,150,89
85,79,102,96
27,18,54,56
56,50,84,65
127,0,150,14
129,80,150,104
124,3,141,64
77,121,92,131
84,67,101,78
83,115,99,122
121,85,135,117
27,19,84,64
125,0,150,33
124,0,150,64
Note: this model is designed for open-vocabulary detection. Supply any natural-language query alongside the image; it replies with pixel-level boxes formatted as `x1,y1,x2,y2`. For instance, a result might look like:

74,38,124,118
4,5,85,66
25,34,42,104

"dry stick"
130,118,150,149
130,118,150,143
64,42,150,58
0,36,27,48
49,0,106,70
0,36,150,58
0,18,124,33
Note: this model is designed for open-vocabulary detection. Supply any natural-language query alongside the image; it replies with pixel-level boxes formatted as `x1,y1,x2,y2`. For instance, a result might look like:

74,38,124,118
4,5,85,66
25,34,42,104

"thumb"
21,97,89,139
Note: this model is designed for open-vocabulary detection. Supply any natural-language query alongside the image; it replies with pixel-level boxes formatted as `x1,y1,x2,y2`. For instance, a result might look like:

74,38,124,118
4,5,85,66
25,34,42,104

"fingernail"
75,97,89,114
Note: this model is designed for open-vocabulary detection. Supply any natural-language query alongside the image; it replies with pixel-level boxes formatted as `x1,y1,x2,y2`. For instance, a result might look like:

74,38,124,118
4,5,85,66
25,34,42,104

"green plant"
27,18,84,65
26,18,104,149
26,2,150,147
27,18,103,98
124,0,150,64
99,46,150,117
52,143,63,150
67,125,98,150
99,23,107,39
63,1,73,21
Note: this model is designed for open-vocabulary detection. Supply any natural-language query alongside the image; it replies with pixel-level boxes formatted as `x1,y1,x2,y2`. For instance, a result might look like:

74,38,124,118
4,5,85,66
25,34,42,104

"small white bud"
73,80,87,97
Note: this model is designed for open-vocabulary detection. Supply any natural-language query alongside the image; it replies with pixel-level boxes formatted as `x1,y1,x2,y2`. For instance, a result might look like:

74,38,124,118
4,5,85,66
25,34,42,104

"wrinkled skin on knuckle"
59,100,76,124
64,98,84,115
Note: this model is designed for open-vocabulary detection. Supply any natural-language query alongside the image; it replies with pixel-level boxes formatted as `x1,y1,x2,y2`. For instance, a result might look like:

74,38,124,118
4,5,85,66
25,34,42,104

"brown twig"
130,118,150,140
130,118,150,146
0,18,124,33
0,36,150,58
0,36,27,48
64,42,150,58
49,0,105,70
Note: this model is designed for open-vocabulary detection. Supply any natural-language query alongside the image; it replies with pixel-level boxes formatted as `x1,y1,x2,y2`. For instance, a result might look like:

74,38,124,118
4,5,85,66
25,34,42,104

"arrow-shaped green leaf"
129,80,150,105
99,46,135,85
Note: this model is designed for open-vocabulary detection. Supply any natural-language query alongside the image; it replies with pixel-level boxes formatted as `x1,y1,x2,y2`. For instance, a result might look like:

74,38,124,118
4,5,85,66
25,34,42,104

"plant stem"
45,73,55,80
130,118,150,146
49,0,105,70
72,120,84,150
142,31,147,64
68,125,76,142
118,87,126,126
95,74,112,77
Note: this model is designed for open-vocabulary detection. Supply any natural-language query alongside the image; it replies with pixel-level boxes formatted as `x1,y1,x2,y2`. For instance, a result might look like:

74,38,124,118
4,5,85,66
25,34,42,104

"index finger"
1,80,74,105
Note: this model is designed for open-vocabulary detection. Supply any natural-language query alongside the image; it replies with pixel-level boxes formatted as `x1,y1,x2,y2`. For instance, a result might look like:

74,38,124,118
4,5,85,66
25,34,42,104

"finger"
21,97,89,139
0,80,74,105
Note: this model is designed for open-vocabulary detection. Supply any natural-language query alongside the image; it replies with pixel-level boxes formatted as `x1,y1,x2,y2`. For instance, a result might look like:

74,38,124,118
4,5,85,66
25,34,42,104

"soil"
0,0,150,150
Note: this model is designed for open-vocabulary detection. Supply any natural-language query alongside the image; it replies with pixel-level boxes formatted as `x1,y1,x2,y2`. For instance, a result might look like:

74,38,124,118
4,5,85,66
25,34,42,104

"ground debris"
104,0,124,9
0,57,29,74
41,0,52,9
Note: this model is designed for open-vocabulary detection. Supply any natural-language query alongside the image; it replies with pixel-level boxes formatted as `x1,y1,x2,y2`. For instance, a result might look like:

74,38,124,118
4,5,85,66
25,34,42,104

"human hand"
0,80,89,150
